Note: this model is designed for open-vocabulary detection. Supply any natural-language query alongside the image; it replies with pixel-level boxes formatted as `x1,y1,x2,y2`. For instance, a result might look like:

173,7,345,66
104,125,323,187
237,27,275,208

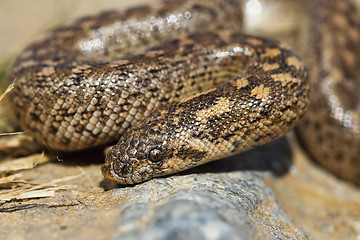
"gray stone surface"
107,171,307,240
2,126,359,240
0,130,310,240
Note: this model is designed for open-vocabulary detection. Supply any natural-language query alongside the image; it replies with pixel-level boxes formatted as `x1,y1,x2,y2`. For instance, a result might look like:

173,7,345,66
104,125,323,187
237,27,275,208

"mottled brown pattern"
6,0,360,184
101,32,309,184
296,0,360,184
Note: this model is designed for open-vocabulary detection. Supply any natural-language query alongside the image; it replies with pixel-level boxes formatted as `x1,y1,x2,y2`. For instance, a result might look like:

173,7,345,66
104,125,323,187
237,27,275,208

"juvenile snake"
7,0,360,184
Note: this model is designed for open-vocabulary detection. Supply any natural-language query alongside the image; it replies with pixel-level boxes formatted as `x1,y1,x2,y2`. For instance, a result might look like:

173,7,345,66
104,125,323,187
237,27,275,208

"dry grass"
0,151,83,204
0,82,13,102
0,80,81,204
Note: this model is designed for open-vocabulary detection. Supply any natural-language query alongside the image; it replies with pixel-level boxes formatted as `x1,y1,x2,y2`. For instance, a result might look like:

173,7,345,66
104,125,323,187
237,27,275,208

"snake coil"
7,0,360,184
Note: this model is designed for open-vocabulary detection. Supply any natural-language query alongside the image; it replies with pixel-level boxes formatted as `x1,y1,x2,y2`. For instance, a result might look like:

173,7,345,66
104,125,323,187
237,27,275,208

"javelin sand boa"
6,0,360,184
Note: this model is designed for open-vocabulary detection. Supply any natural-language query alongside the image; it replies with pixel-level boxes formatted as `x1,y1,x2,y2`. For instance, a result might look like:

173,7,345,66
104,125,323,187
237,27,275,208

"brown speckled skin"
102,32,309,184
7,0,360,184
296,0,360,185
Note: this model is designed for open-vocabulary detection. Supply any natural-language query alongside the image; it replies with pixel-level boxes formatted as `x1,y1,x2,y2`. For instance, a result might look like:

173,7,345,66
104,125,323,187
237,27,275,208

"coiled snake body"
7,0,360,184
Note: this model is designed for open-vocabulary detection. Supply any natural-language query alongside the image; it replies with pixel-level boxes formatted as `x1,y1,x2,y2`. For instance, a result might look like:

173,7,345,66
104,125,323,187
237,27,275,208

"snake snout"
101,145,136,184
101,143,156,184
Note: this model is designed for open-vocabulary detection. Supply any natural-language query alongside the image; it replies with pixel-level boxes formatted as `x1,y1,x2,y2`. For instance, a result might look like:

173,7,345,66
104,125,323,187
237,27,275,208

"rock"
1,131,359,240
106,172,307,240
0,137,307,240
96,138,306,240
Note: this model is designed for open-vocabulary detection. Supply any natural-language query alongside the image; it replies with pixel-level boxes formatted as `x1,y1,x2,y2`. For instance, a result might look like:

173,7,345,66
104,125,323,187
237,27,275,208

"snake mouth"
101,161,157,185
101,162,135,185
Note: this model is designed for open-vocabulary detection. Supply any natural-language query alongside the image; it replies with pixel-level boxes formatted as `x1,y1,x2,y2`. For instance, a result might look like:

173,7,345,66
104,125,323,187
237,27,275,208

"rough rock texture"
105,171,306,240
0,137,308,240
2,127,360,240
270,135,360,240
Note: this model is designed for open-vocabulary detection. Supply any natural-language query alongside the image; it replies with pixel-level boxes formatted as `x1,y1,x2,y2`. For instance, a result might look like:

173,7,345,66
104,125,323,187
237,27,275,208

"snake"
6,0,360,185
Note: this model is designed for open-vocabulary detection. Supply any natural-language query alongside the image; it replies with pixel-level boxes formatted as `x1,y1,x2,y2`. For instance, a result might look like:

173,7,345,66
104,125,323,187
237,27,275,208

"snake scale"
6,0,360,185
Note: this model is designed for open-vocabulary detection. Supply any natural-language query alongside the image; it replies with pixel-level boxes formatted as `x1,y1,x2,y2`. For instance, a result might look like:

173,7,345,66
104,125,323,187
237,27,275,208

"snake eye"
148,148,163,163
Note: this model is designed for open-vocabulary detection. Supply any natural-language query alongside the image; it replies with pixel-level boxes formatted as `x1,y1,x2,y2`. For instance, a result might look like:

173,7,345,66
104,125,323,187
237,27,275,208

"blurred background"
2,0,360,63
0,0,157,63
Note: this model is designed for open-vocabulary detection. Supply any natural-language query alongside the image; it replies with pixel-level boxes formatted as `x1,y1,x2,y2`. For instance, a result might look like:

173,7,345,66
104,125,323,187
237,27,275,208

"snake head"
101,115,174,184
100,109,209,184
101,137,166,185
